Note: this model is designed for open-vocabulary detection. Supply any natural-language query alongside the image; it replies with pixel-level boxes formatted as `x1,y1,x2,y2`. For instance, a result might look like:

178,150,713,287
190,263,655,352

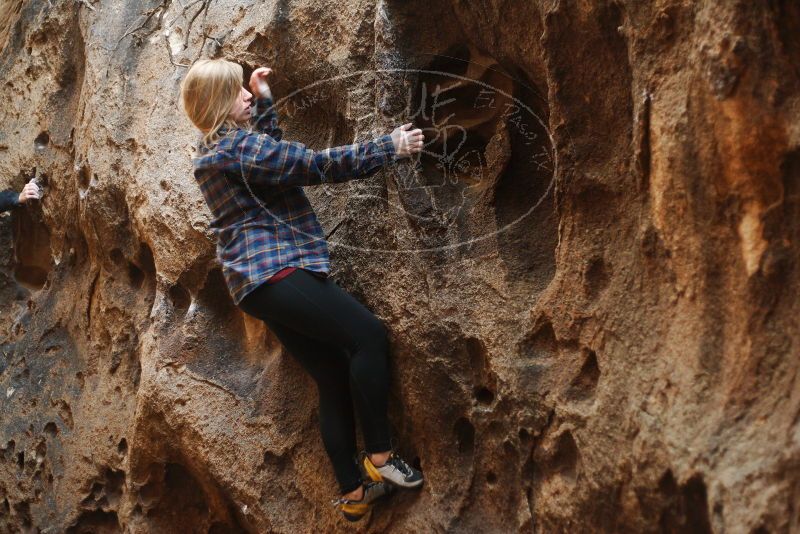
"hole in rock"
66,509,120,534
659,472,712,534
137,462,242,531
169,284,191,313
77,165,91,190
550,431,579,480
399,44,514,246
43,422,58,436
117,438,128,456
475,386,494,405
34,131,50,150
466,336,488,379
567,349,600,400
13,500,32,527
12,200,52,290
486,471,497,484
109,248,125,266
127,262,144,288
454,417,475,455
585,256,610,299
131,243,156,299
491,66,557,291
135,242,156,276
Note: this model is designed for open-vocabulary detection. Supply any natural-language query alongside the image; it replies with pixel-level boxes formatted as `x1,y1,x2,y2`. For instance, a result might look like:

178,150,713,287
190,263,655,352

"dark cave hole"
12,191,52,290
43,421,58,436
135,242,156,276
66,509,120,534
486,471,497,484
77,165,91,190
134,462,250,532
454,417,475,455
659,473,712,534
169,284,192,313
475,386,495,405
465,336,488,380
128,261,144,288
117,438,128,456
131,242,156,300
13,500,32,527
34,131,50,150
492,65,556,291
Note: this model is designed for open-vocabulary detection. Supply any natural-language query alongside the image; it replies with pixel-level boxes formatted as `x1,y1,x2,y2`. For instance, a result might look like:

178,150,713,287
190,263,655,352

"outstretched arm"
0,181,40,213
228,130,396,188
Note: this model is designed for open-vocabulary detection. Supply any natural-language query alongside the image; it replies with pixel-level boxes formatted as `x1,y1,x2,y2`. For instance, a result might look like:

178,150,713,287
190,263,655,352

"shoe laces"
386,454,413,476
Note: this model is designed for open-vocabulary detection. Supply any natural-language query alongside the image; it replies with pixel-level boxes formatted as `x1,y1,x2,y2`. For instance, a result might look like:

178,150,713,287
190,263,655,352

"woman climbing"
180,58,425,522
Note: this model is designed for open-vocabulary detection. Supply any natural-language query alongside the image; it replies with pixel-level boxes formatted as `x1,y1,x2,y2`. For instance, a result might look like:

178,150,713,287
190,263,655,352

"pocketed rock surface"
1,1,799,532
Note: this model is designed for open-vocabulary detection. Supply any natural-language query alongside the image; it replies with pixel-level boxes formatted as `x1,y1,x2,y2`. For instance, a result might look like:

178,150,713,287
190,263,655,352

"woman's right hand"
390,123,424,158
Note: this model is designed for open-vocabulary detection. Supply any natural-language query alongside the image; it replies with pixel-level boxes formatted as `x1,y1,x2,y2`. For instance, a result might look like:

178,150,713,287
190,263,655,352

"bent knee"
351,316,389,353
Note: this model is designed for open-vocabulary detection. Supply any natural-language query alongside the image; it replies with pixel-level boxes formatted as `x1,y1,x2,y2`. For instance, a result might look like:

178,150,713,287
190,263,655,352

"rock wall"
0,0,798,532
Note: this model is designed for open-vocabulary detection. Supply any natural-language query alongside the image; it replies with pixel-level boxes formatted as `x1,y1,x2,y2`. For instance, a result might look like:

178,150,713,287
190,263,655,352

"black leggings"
238,268,392,494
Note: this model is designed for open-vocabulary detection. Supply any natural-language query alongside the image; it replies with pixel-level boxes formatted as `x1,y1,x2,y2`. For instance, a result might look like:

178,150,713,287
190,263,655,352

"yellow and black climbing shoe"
362,451,424,489
331,481,395,522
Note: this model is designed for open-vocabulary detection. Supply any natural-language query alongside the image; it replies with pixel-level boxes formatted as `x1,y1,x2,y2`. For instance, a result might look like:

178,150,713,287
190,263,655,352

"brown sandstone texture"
1,0,799,532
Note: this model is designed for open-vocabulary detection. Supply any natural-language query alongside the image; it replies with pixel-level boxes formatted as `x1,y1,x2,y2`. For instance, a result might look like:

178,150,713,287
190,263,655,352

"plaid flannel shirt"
192,95,396,305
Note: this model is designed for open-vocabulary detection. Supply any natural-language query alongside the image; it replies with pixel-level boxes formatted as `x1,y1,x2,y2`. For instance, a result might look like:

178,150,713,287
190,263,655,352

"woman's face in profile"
228,85,253,124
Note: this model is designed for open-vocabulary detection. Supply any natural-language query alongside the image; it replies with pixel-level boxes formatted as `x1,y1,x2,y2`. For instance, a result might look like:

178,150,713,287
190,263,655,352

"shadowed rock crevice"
566,349,600,401
12,194,52,290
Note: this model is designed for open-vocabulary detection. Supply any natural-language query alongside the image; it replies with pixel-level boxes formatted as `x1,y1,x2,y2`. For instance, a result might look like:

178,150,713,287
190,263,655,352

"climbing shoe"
331,480,395,522
361,451,424,489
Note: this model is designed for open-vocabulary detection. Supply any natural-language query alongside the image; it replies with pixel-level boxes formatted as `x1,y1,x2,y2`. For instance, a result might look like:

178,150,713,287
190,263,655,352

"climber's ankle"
343,485,364,501
368,451,391,467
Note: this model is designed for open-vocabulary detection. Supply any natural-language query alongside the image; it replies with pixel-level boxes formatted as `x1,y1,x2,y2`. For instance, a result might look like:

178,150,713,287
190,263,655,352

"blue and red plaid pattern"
192,95,396,305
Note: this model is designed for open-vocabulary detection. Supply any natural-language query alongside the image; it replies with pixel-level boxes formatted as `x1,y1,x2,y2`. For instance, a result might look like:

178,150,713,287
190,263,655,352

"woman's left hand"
249,67,274,100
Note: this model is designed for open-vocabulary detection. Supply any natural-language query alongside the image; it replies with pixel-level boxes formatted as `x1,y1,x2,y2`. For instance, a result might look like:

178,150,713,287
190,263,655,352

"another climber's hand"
249,67,273,100
17,179,41,205
390,123,424,158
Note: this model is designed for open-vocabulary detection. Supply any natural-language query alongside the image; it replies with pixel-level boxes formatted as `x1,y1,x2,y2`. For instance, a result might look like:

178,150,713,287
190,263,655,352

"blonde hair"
180,58,244,149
